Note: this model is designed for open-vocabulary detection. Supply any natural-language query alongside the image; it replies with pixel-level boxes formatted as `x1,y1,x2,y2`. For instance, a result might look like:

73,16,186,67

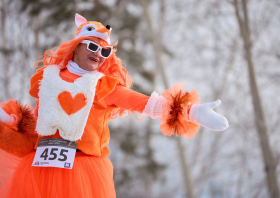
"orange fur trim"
0,100,36,134
159,83,200,139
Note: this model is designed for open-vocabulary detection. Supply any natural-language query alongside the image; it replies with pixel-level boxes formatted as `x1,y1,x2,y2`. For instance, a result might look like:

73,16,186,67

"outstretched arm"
105,83,229,138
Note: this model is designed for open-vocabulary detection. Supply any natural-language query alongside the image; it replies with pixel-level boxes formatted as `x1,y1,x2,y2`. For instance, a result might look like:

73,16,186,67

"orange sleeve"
104,86,149,113
29,66,46,99
0,100,38,157
95,75,120,102
0,100,38,158
0,122,37,157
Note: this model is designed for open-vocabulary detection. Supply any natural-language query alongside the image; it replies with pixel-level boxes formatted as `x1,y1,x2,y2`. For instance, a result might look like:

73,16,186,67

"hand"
0,107,15,124
189,100,229,131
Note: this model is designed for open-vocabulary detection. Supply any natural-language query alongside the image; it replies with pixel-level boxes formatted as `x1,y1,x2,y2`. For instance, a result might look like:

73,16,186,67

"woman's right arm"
0,100,38,157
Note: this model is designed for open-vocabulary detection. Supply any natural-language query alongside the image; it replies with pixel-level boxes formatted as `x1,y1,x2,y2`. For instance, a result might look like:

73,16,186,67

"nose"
95,48,102,57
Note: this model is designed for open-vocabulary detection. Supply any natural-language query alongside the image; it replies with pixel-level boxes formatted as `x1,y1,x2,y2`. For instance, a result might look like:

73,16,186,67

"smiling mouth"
89,57,99,63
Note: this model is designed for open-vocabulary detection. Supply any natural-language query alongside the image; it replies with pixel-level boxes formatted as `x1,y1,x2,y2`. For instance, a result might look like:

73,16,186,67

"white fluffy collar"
66,60,100,76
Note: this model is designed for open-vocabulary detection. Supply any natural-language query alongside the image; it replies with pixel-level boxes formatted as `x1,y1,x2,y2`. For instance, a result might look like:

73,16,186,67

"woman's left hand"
189,100,229,131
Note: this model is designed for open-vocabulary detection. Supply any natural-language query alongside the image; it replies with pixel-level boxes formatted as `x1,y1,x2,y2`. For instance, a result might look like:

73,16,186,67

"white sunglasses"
81,40,113,59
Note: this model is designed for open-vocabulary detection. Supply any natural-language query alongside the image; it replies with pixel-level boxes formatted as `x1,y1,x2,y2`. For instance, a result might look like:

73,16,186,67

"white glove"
0,107,15,124
189,100,229,131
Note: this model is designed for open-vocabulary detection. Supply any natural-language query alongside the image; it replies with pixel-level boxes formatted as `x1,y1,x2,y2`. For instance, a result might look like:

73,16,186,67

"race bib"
32,138,77,169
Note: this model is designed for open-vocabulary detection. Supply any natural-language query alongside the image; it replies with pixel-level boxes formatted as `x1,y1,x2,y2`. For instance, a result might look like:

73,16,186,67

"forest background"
0,0,280,197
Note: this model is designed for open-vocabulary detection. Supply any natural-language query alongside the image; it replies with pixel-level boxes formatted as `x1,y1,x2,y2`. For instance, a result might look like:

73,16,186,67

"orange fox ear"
75,13,87,27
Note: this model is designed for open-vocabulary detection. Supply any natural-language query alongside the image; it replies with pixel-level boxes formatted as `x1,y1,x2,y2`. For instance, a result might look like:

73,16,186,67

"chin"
87,64,99,71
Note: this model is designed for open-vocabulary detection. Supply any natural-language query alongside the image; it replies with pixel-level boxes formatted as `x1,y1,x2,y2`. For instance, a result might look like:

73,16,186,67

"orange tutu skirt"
0,151,116,198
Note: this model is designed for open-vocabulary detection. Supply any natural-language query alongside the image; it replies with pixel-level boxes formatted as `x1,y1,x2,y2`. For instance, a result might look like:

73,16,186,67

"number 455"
40,148,68,161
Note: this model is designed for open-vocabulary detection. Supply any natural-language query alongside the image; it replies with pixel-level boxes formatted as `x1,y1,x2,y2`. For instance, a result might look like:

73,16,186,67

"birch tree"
232,0,280,197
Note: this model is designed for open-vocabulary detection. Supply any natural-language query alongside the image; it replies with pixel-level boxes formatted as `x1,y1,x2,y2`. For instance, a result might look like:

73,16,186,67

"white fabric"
142,92,158,118
66,60,100,76
142,92,166,119
189,100,229,131
36,65,104,141
153,96,165,118
0,108,15,124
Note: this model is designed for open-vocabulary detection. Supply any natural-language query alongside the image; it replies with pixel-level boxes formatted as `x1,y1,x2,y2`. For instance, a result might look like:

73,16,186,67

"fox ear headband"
74,13,112,45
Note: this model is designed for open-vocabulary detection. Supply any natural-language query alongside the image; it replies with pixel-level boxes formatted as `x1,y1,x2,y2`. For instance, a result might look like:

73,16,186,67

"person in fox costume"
0,14,228,198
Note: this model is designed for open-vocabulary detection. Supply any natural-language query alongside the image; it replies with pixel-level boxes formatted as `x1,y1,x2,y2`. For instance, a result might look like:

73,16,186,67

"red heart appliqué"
58,91,87,115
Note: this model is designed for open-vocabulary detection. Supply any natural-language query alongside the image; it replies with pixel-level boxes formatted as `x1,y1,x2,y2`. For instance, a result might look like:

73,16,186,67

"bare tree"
141,0,196,197
232,0,280,197
1,0,10,99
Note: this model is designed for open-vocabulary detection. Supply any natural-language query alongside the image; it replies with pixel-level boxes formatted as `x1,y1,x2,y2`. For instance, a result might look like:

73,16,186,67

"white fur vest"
36,65,104,141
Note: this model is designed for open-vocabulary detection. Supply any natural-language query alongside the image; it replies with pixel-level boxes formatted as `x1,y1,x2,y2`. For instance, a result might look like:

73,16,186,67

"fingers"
199,110,229,131
211,112,229,131
222,116,229,130
208,99,221,109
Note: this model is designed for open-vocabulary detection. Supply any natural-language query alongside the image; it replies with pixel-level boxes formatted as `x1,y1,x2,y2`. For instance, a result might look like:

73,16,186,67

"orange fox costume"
0,13,226,198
